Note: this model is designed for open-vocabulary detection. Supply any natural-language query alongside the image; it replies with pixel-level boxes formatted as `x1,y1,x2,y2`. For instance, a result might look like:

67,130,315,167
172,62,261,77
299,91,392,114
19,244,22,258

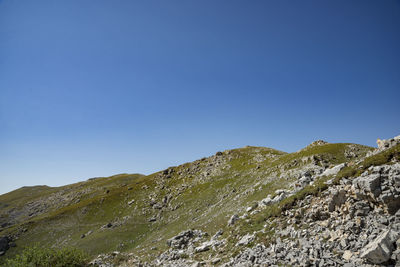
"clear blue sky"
1,1,399,194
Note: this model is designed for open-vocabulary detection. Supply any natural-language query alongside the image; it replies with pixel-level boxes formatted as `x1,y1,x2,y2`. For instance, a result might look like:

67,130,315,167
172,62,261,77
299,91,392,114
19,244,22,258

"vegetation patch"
3,245,88,267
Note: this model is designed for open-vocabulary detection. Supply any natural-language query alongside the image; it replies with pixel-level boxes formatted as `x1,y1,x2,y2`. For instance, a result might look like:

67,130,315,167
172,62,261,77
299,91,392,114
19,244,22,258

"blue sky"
0,0,399,194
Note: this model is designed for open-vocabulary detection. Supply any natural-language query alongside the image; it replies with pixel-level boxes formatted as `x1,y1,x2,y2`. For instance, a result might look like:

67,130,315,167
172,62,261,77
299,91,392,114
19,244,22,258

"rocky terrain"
1,135,400,266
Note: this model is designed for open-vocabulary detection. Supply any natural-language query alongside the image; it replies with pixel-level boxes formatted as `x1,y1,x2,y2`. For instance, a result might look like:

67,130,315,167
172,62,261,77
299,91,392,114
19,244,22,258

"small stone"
343,250,353,261
211,258,221,264
236,234,255,246
111,251,120,256
195,242,211,253
228,214,239,226
212,229,223,240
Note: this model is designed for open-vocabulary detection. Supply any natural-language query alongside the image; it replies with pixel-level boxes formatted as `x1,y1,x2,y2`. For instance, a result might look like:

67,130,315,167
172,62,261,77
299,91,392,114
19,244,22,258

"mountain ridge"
2,137,400,266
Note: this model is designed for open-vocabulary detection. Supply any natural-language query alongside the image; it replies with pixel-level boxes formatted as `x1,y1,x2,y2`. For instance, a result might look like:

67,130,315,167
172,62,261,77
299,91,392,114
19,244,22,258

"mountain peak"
308,139,329,147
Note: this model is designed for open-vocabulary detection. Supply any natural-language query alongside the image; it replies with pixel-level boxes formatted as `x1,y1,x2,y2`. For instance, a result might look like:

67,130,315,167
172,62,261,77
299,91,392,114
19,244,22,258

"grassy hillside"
0,142,373,264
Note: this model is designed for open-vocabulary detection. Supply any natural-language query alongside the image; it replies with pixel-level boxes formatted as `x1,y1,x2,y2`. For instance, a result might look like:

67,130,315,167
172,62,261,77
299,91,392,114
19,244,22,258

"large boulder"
353,173,382,199
166,230,207,249
260,196,273,206
360,229,399,264
321,163,346,177
328,189,347,212
167,230,195,249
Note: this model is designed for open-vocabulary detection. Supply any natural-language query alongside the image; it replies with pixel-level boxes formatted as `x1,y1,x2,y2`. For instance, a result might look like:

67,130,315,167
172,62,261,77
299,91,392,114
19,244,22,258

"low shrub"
4,245,88,267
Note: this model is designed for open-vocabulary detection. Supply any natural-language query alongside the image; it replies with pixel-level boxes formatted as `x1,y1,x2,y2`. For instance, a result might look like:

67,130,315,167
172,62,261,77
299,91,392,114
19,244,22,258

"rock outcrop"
360,229,399,264
369,135,400,157
0,236,9,256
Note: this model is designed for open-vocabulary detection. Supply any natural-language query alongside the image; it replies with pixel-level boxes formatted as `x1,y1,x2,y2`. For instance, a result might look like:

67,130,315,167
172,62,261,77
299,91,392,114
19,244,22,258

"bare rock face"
360,229,399,264
377,135,400,150
353,164,400,214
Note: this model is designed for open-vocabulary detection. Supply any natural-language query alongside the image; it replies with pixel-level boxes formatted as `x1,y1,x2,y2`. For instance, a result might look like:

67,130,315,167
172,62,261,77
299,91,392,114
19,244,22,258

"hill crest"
2,137,399,266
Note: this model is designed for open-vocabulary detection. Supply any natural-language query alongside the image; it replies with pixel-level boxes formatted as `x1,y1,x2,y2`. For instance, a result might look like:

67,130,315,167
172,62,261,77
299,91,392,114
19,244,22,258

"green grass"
3,245,88,267
362,143,400,167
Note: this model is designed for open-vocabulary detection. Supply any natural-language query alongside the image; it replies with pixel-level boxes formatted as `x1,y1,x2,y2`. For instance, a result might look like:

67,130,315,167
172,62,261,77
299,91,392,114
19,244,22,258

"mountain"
1,135,400,266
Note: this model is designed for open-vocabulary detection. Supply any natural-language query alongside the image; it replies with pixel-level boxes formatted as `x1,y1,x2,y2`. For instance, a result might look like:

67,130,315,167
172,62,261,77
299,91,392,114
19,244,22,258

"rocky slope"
2,135,400,266
150,135,400,267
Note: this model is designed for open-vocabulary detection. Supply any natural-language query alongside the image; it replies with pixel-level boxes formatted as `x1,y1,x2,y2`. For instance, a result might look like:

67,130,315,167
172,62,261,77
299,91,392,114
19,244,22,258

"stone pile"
153,229,226,266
